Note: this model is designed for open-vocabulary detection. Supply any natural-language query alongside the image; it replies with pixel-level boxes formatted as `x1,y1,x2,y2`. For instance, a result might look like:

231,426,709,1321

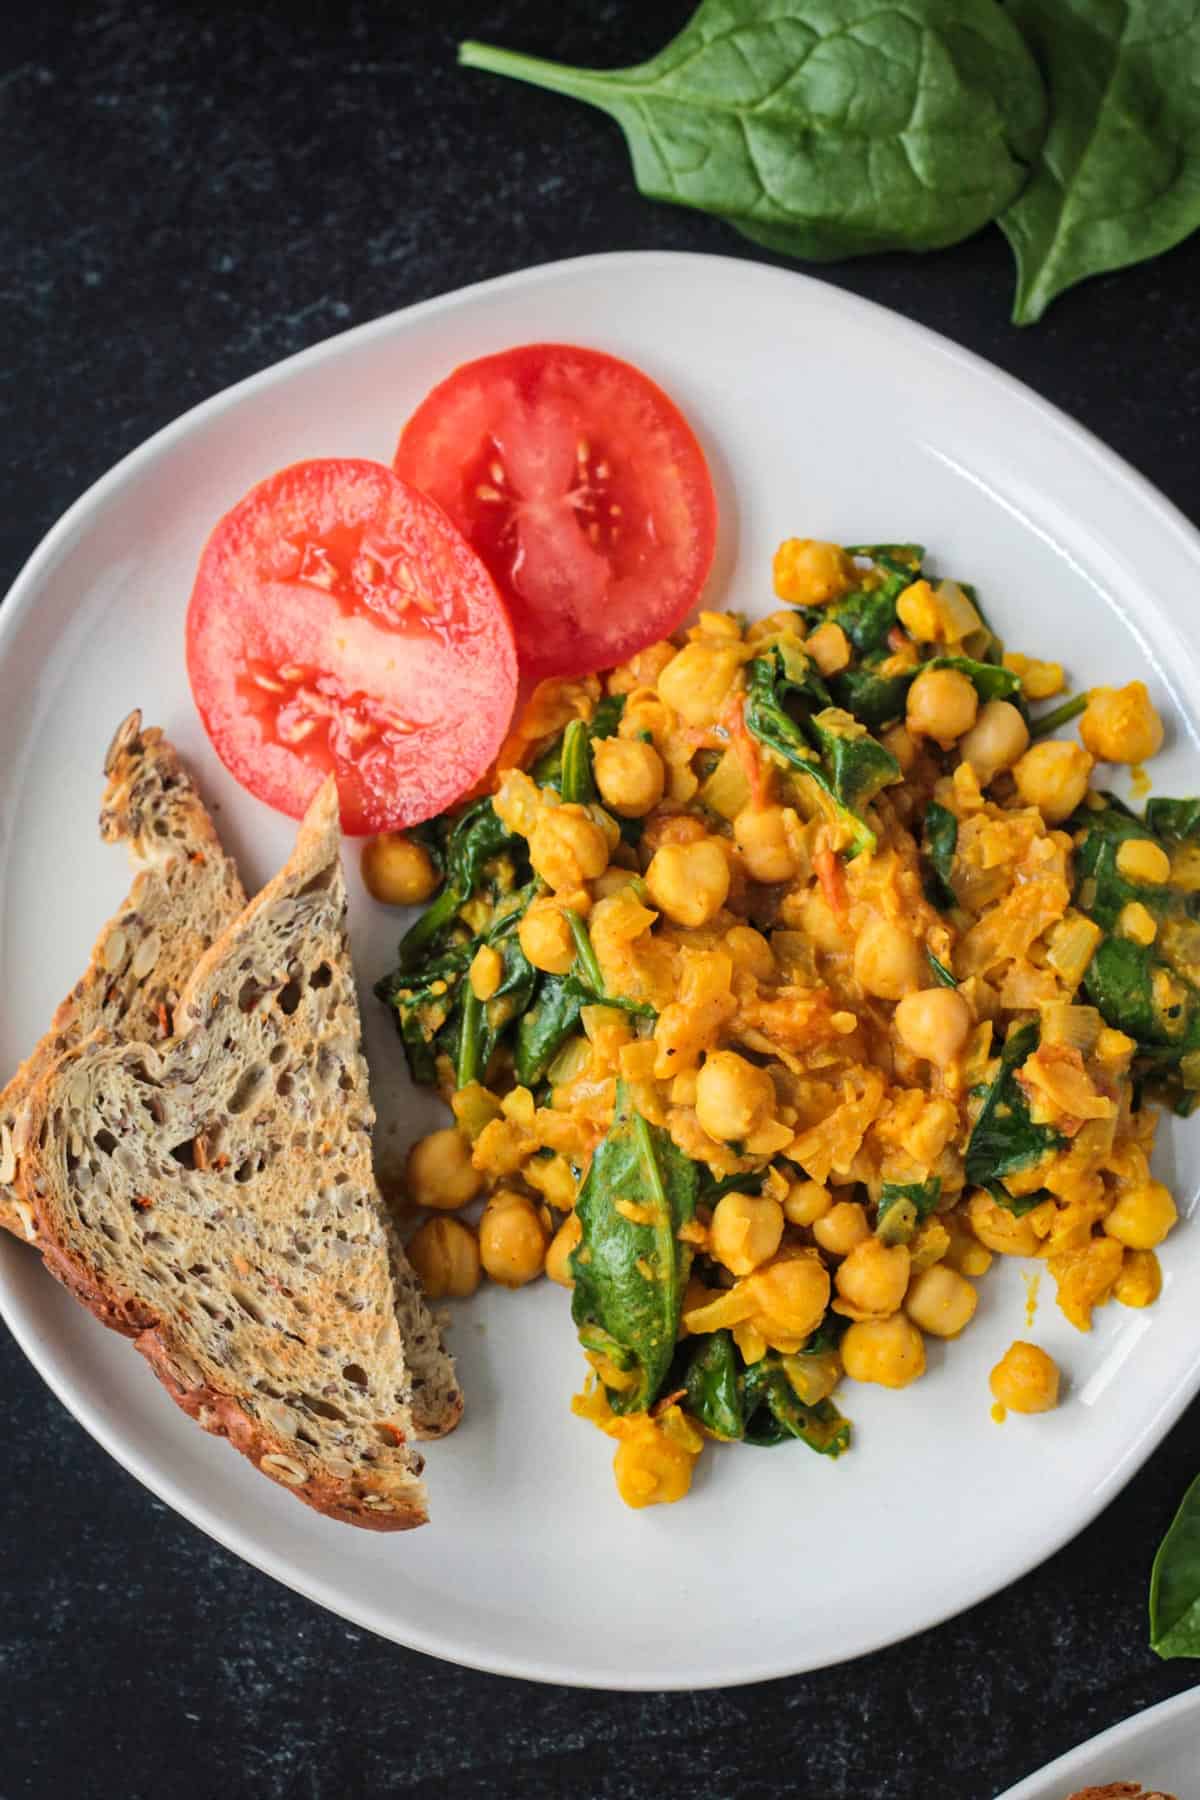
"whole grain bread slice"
21,779,459,1529
0,711,246,1244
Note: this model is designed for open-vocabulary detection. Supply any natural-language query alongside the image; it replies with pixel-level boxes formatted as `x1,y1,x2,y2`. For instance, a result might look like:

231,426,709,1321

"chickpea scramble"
375,538,1190,1510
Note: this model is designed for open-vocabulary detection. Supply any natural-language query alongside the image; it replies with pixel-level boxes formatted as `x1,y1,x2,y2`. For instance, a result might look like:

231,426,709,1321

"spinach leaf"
1001,0,1200,324
698,1168,766,1205
1151,1471,1200,1659
744,647,899,858
742,1358,851,1456
964,1022,1065,1203
683,1330,744,1441
394,797,523,971
927,949,957,988
532,697,626,794
829,665,912,731
1085,937,1200,1051
1146,798,1200,844
461,3,1045,262
514,974,591,1087
559,718,596,805
876,1178,942,1244
926,655,1023,707
922,802,959,911
570,1084,699,1414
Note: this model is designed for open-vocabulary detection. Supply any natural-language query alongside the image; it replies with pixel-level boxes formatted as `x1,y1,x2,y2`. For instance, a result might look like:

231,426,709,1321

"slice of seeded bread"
0,712,246,1244
21,779,460,1529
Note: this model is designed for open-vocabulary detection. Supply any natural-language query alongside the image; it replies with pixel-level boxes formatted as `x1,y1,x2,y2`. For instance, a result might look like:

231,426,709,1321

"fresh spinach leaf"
742,1358,851,1456
876,1178,942,1244
1001,0,1200,324
570,1084,699,1415
683,1330,744,1441
922,801,959,911
461,3,1046,262
964,1021,1065,1200
1151,1471,1200,1659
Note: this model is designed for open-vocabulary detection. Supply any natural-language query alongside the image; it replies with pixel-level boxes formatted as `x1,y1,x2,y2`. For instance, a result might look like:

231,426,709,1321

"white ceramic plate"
997,1685,1200,1798
3,251,1200,1691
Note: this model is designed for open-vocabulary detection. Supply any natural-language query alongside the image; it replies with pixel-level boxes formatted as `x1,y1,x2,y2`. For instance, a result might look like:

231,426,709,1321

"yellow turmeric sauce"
391,538,1180,1507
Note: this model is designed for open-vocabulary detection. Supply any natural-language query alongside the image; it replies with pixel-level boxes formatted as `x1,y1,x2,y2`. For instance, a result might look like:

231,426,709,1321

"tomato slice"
186,458,517,834
394,343,717,682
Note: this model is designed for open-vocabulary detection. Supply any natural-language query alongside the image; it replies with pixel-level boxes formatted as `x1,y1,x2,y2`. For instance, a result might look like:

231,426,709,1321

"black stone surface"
3,5,1200,1796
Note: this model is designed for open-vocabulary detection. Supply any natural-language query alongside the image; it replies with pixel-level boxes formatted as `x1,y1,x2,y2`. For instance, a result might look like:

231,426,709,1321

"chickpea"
1080,681,1165,765
854,917,924,1001
405,1216,481,1299
695,1051,776,1143
841,1314,926,1389
1113,1247,1162,1309
1115,838,1171,886
772,537,854,606
613,1416,699,1509
1103,1180,1178,1250
783,1178,833,1227
361,832,438,907
479,1191,549,1288
645,838,730,928
545,1211,583,1287
710,1192,785,1276
656,641,744,727
469,943,503,1002
406,1127,482,1211
518,901,576,975
592,867,641,901
881,723,918,774
805,621,851,676
528,804,609,891
812,1200,870,1258
593,736,665,818
989,1340,1060,1414
966,1189,1044,1257
750,1252,831,1341
906,668,979,745
894,987,971,1065
904,1264,977,1338
735,804,800,884
1012,741,1093,824
835,1238,911,1317
958,699,1029,781
724,925,776,981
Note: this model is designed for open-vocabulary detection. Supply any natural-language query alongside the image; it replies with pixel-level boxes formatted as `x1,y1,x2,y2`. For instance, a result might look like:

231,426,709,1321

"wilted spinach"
1001,0,1200,324
680,1334,851,1455
922,802,959,912
876,1178,942,1244
461,3,1046,261
393,796,524,972
743,645,899,858
964,1021,1065,1208
570,1084,699,1414
531,695,626,794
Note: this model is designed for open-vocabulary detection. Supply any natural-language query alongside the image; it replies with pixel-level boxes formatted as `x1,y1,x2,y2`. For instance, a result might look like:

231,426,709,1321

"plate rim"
4,248,1200,1691
994,1683,1200,1799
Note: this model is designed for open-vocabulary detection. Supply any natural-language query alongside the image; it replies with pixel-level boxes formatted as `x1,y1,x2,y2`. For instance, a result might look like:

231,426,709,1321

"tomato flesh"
394,344,717,681
186,458,517,834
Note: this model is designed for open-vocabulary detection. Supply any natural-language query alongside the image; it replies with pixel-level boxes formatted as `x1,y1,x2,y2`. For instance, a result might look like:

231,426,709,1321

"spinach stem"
566,910,606,997
1029,692,1088,740
457,986,484,1089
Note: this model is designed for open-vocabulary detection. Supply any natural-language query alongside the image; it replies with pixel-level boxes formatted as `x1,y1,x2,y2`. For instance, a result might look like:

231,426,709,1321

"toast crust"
22,780,435,1532
0,712,245,1241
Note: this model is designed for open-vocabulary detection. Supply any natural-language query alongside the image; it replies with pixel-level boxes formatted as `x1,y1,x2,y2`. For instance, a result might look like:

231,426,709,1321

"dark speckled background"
3,4,1200,1796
